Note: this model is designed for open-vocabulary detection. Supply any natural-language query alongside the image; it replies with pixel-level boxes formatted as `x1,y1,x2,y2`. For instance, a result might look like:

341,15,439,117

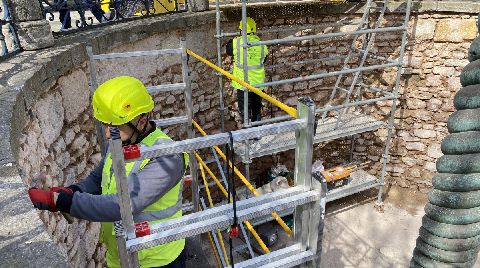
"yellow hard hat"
239,17,256,34
92,76,154,125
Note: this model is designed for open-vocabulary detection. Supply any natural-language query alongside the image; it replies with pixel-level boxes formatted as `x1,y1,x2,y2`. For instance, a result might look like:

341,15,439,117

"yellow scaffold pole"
186,49,298,118
192,120,293,237
195,152,271,254
199,163,231,265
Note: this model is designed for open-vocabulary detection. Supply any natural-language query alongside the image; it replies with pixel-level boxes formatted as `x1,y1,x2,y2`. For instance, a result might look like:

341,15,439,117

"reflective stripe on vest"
101,135,188,223
128,149,184,223
100,128,189,268
232,34,268,90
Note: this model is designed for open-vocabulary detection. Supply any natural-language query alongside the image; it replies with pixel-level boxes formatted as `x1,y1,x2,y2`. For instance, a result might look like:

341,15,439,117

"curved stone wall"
1,1,479,266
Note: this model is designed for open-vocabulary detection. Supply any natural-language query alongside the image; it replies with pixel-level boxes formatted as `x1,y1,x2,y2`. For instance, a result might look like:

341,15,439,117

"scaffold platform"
235,112,384,161
250,169,379,226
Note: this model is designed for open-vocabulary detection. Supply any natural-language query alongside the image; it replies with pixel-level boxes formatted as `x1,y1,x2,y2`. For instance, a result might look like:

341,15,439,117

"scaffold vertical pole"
309,175,327,268
377,0,413,208
86,45,108,156
215,0,226,133
241,0,250,130
109,127,140,268
181,37,200,212
293,97,316,262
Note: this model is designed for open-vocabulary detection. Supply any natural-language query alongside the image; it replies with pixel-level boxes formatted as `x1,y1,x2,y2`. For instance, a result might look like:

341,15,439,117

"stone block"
432,66,455,77
36,92,64,147
434,19,478,43
406,142,426,151
427,143,443,159
9,0,43,21
414,19,436,40
414,129,436,139
406,99,426,110
427,99,443,112
190,0,209,13
16,20,54,50
59,69,90,123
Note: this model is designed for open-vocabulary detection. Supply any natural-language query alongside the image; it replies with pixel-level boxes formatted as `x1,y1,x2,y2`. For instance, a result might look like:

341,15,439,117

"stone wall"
217,11,478,192
1,2,479,267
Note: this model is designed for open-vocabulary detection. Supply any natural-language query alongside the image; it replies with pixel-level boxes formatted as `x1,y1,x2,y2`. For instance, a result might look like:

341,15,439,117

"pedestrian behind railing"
0,0,20,59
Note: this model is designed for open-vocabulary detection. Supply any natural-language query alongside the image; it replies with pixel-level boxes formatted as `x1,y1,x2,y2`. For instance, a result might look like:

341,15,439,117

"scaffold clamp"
228,225,239,238
135,221,151,237
123,144,141,160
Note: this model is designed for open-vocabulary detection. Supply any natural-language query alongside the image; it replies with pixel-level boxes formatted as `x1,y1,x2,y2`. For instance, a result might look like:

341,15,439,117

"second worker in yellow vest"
27,76,188,268
226,17,269,124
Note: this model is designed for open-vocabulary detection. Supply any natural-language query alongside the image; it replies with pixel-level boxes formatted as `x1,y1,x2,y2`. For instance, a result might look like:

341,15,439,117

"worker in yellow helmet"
226,17,269,124
27,76,189,268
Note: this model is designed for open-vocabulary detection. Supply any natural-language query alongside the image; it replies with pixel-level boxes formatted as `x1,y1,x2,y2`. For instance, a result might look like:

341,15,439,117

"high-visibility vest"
100,128,189,268
232,34,268,90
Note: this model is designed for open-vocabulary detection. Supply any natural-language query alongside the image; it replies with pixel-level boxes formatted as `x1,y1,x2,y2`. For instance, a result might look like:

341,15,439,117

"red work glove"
27,188,57,212
50,186,73,195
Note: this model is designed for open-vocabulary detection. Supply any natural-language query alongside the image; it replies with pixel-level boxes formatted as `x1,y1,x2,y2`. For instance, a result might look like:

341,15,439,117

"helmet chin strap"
122,114,151,146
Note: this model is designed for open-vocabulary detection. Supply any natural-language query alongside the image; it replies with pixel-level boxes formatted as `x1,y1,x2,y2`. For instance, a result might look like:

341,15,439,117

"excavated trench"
2,2,480,267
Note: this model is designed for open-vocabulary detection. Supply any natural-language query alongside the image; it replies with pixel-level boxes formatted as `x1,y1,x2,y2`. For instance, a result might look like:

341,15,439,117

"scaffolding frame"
214,0,413,212
87,36,330,267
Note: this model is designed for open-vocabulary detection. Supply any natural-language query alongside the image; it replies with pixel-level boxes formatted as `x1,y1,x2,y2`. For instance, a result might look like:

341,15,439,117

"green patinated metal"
412,250,476,268
436,153,480,174
454,84,480,110
442,131,480,155
415,238,478,263
460,59,480,87
447,109,480,133
425,203,480,225
429,189,480,209
412,15,480,267
468,37,480,63
432,173,480,192
422,216,480,239
419,227,480,252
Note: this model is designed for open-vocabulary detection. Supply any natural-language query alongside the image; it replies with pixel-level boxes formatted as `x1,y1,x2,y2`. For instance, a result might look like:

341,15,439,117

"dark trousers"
59,9,72,29
236,90,262,123
154,248,186,268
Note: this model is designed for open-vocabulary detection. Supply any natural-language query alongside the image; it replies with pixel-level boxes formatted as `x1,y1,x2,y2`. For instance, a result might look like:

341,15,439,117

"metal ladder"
110,97,324,268
321,0,389,126
87,39,327,267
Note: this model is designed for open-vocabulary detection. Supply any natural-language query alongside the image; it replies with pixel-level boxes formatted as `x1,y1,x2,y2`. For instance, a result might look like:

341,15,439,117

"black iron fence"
40,0,188,32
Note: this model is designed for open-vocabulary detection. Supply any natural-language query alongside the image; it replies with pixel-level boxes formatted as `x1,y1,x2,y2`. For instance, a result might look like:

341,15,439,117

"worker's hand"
27,188,58,212
50,186,73,195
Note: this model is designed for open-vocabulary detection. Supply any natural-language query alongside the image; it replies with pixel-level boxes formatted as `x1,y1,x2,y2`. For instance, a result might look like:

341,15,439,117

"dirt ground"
321,186,479,268
197,186,479,267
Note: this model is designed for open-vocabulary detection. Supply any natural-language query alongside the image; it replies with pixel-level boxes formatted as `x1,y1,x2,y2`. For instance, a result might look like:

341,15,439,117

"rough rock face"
17,65,104,267
410,18,480,268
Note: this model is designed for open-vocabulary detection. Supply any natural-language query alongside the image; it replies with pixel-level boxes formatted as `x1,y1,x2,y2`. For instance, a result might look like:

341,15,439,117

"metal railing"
0,0,20,59
40,0,188,33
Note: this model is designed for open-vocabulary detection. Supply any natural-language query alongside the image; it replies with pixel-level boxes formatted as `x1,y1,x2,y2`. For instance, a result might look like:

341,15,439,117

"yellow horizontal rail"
199,163,231,265
186,49,298,118
192,119,293,237
196,152,271,253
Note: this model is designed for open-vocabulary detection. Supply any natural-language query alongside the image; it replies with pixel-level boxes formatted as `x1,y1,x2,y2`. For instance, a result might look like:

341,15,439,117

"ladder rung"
337,87,350,93
147,83,186,94
126,187,319,253
153,116,188,127
132,119,306,161
150,187,304,234
262,250,315,268
233,244,303,268
92,48,183,60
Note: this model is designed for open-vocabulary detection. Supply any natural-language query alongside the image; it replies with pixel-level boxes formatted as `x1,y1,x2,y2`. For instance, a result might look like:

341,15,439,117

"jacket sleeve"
69,153,185,222
72,158,105,195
